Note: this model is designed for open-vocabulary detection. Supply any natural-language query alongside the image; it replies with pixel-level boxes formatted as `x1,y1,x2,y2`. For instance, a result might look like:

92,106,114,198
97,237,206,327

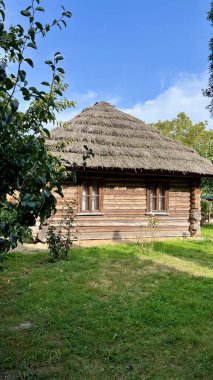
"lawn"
202,223,213,239
0,226,213,380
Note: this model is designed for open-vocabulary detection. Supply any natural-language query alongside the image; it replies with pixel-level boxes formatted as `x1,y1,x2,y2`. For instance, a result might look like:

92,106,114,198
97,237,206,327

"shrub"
201,200,212,225
46,226,65,262
47,201,76,262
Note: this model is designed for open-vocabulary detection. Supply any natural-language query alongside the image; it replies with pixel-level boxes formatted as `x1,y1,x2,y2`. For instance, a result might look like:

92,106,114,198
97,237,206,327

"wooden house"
46,101,213,244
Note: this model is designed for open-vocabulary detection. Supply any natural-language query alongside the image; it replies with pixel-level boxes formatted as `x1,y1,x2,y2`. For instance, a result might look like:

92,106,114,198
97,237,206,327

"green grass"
202,223,213,239
0,227,213,379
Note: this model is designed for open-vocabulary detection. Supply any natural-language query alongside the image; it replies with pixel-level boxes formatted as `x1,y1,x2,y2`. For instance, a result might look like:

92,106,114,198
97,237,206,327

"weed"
137,214,159,253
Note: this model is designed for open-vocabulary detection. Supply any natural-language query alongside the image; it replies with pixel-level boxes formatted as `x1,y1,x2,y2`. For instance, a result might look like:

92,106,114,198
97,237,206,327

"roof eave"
62,163,213,177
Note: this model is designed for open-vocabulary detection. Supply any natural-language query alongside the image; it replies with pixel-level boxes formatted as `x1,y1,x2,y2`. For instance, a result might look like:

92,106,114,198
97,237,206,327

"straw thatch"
47,101,213,175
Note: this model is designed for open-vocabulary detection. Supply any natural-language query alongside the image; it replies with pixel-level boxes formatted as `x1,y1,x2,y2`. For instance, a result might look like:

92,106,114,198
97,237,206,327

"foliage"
46,226,65,262
201,199,212,225
201,178,213,194
153,112,213,160
0,0,74,256
153,112,213,193
0,201,33,257
47,201,76,262
203,0,213,116
60,201,76,255
0,236,213,379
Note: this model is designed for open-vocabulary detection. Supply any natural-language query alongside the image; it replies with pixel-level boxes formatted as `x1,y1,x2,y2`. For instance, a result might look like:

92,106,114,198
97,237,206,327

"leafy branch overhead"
204,1,213,116
0,0,74,255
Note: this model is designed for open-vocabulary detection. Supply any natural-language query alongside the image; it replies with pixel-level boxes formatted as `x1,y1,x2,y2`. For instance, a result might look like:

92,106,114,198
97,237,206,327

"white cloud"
50,72,213,130
121,71,213,128
107,96,122,105
74,90,98,102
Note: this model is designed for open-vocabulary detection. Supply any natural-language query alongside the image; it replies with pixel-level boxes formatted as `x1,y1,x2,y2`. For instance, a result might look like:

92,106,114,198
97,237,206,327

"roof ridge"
94,101,115,107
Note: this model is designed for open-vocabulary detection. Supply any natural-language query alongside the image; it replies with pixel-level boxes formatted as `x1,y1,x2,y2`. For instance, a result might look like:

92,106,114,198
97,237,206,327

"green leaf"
0,21,4,32
0,1,5,10
18,70,26,82
17,53,24,62
45,60,53,65
55,55,64,62
35,6,44,12
20,10,31,17
27,42,37,49
55,89,63,96
29,86,38,93
57,67,65,74
17,24,24,33
0,9,5,21
65,11,72,18
4,78,14,90
21,87,30,100
28,26,35,40
11,99,19,112
35,22,43,32
43,128,51,138
54,75,60,83
41,81,50,86
24,58,34,68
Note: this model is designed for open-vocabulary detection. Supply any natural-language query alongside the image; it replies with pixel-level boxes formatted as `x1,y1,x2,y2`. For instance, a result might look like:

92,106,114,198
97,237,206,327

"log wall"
189,180,201,236
50,175,196,243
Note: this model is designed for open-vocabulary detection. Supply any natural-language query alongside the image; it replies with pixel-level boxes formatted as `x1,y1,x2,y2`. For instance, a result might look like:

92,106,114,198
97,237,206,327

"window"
79,181,102,213
147,183,169,213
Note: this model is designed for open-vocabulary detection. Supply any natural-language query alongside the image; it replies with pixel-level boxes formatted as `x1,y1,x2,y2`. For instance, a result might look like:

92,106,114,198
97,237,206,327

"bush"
201,200,212,225
46,226,65,262
47,201,76,262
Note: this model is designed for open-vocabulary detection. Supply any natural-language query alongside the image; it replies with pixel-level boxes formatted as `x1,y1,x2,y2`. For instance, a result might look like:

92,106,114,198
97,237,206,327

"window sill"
145,212,170,216
76,212,104,216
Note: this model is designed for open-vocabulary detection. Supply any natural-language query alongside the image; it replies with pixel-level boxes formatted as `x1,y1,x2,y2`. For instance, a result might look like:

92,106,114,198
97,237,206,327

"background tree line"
153,112,213,194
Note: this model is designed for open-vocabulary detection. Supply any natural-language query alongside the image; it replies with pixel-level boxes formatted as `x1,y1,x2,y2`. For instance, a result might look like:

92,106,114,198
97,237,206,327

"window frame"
146,182,169,215
78,179,103,215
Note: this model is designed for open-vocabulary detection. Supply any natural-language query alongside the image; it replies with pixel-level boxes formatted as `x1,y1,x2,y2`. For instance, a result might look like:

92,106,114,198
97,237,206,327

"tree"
153,113,213,193
0,0,74,256
153,113,213,160
203,1,213,115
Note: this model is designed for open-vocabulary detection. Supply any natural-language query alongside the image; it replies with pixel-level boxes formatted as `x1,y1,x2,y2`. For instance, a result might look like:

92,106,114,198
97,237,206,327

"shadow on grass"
153,239,213,270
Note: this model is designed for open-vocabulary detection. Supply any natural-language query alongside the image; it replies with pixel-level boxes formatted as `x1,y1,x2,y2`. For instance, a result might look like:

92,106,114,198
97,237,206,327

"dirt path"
12,243,48,253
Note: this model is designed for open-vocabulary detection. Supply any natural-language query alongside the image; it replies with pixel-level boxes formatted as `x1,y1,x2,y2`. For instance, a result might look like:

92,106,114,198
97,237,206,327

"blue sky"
5,0,213,127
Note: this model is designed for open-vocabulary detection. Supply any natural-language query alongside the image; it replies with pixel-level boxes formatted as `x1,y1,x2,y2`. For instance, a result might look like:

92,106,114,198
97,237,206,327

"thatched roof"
47,101,213,176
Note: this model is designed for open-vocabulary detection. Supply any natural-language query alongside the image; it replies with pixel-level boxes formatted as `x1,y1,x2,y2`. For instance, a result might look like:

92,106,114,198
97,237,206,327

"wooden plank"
50,176,193,242
77,231,190,240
